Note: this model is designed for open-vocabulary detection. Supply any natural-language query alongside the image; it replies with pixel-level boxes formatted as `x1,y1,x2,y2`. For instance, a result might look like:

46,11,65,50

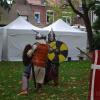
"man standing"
32,33,49,92
18,44,33,95
44,30,60,86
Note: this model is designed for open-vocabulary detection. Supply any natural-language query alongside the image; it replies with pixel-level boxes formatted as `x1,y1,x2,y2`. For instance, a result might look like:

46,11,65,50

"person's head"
36,33,46,40
48,29,56,42
35,33,46,44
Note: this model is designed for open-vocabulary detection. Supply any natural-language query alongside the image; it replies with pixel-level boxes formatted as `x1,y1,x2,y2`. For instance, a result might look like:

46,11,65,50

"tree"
66,0,100,51
45,0,75,24
0,0,14,11
92,5,100,50
92,5,100,31
53,4,75,23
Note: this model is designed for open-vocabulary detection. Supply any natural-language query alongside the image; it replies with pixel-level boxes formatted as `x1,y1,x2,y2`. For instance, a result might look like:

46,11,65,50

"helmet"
48,28,55,42
36,33,46,40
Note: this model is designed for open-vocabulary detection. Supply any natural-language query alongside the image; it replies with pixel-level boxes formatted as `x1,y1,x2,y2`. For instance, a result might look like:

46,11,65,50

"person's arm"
27,49,33,58
27,43,38,57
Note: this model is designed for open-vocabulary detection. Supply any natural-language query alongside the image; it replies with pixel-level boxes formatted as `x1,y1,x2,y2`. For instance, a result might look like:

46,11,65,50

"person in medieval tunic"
18,44,33,95
44,30,59,86
88,50,100,100
32,33,49,92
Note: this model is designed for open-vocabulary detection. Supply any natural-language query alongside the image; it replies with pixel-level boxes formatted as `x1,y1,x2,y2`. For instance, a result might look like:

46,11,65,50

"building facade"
0,0,84,27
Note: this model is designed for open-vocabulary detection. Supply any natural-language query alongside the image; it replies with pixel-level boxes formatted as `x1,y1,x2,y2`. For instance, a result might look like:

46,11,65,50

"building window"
34,12,40,24
46,10,54,24
7,0,13,4
62,16,67,22
62,16,71,24
62,11,72,24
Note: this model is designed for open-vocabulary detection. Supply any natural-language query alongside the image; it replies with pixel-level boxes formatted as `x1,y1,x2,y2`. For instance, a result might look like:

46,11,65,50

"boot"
17,90,28,95
35,83,42,92
53,78,59,86
17,76,28,95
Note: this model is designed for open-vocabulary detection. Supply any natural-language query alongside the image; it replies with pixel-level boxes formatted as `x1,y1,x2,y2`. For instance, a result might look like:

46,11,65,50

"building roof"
26,0,42,5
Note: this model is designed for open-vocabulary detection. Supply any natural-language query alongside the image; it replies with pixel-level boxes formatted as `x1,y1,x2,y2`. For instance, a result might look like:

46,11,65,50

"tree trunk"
83,13,94,51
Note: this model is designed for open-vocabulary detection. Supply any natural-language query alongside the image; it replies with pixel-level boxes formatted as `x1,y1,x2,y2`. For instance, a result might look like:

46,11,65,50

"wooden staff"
76,47,91,60
31,65,36,88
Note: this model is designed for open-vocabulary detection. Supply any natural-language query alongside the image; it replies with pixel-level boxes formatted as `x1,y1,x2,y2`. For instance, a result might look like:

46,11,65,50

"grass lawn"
0,60,91,100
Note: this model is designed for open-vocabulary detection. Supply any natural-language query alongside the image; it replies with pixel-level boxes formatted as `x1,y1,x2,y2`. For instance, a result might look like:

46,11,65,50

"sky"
7,0,13,4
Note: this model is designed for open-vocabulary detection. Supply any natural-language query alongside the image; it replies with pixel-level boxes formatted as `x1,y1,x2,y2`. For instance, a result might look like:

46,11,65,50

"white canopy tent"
72,25,86,32
43,19,86,34
2,16,45,61
43,19,87,60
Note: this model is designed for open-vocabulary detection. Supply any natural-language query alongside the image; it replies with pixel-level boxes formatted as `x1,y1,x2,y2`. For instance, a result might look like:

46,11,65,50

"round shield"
48,40,68,63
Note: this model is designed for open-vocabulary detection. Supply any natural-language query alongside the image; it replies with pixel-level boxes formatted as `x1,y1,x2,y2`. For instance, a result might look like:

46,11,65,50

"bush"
92,32,100,50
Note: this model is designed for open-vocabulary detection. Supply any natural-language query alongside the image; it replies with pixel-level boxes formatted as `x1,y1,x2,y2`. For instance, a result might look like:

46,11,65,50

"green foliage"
92,5,100,50
0,0,14,10
92,5,100,30
94,5,100,16
52,5,62,20
47,0,75,22
92,33,100,50
93,18,100,30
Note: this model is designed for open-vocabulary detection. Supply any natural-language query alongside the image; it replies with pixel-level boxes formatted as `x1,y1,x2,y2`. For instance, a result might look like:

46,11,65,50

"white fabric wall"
0,28,3,61
1,29,87,61
2,28,8,61
7,29,36,61
51,32,87,60
43,19,87,60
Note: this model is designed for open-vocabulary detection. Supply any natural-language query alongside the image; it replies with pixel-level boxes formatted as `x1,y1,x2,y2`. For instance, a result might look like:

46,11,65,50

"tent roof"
72,25,86,31
4,16,42,31
43,19,86,34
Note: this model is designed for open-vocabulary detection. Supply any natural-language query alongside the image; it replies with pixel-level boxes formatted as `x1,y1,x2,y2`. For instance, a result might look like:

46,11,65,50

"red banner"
88,50,100,100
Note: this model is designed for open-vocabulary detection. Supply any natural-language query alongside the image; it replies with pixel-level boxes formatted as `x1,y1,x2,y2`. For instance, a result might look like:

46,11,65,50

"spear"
76,47,91,60
31,64,36,88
